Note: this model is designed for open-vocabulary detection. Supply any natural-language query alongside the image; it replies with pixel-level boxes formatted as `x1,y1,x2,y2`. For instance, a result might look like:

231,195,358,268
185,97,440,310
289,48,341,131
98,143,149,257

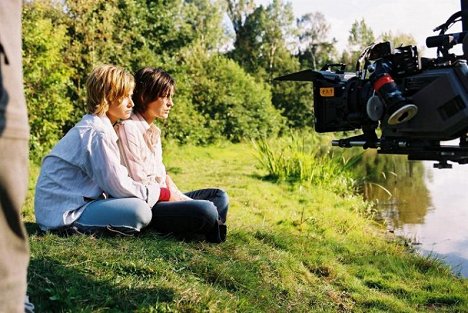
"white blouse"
34,114,160,230
115,113,167,187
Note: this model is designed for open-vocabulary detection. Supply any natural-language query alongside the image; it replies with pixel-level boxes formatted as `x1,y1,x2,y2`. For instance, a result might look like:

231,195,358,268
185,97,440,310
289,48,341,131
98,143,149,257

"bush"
22,1,74,161
175,47,286,143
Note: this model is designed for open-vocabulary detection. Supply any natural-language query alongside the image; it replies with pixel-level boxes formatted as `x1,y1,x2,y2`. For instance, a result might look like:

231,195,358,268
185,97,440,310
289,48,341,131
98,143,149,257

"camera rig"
275,0,468,168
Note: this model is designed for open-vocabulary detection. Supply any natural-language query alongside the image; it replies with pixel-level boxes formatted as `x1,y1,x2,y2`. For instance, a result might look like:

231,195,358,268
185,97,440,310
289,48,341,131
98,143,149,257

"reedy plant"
252,132,360,195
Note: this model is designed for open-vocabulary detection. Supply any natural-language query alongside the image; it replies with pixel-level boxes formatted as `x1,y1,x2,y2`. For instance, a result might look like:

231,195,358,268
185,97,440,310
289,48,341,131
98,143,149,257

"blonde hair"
86,64,135,115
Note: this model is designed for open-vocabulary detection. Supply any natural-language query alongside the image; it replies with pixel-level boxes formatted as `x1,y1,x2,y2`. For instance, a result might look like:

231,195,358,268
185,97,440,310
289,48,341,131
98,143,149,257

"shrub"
22,1,74,161
176,47,286,143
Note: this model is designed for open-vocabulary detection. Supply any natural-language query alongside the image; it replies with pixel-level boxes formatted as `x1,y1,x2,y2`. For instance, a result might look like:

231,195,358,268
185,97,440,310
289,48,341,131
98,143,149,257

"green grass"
23,142,468,312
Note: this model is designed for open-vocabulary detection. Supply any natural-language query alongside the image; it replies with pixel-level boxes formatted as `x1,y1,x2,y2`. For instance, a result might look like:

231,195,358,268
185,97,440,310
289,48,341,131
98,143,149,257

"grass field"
23,142,468,312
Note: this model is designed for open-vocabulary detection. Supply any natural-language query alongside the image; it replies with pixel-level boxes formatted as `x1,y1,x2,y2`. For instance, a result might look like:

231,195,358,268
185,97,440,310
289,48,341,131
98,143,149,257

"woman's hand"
166,174,192,202
169,191,192,202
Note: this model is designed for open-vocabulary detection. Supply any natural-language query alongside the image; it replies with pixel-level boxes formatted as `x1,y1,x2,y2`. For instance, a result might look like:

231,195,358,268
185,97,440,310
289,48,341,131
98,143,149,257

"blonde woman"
115,67,229,243
35,65,160,233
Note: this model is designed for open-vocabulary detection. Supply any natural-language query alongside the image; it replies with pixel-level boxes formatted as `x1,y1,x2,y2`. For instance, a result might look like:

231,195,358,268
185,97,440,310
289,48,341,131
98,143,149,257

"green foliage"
252,133,357,195
163,76,214,144
228,0,295,78
183,0,229,51
226,0,316,128
348,18,376,51
343,18,376,67
177,47,286,142
226,0,256,34
379,31,417,48
22,1,74,161
296,12,339,70
271,78,315,128
63,0,154,120
22,0,284,154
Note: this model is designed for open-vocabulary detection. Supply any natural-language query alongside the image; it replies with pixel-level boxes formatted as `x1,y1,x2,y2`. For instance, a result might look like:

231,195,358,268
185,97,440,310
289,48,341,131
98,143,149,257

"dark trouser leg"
150,200,219,234
184,188,229,223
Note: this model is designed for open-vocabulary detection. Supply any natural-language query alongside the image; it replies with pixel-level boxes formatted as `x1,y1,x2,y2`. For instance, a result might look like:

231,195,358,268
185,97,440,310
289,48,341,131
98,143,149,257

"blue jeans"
74,197,152,233
75,188,229,236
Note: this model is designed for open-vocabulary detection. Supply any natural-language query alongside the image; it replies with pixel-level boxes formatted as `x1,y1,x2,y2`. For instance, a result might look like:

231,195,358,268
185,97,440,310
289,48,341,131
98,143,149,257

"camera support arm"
332,128,378,149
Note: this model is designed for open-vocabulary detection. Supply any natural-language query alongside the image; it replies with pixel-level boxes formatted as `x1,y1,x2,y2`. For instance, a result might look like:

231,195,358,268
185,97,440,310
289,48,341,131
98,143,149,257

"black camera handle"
432,6,468,34
463,0,468,31
425,0,468,57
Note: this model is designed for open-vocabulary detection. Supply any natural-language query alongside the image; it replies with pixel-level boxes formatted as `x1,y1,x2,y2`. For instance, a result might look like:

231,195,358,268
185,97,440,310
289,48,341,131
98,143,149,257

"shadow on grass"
248,172,278,183
25,222,41,236
28,257,176,312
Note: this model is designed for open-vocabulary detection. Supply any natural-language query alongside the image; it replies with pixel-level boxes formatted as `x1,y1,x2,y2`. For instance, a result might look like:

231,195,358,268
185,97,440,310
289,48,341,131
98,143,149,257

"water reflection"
357,150,468,277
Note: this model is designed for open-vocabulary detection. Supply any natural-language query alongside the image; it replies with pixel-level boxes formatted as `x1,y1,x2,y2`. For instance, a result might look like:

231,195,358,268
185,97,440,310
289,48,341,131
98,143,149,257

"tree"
63,0,128,123
22,0,74,160
379,31,417,48
226,0,317,128
296,12,338,70
226,0,256,34
343,19,375,68
227,0,296,78
183,0,229,52
348,18,375,50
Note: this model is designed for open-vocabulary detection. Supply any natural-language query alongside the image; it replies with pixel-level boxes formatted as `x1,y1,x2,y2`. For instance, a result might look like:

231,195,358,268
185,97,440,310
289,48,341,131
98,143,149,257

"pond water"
361,153,468,277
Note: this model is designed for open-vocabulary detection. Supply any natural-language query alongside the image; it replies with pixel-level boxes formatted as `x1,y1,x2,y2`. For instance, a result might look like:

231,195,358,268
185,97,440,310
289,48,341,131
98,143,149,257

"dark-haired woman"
115,67,228,243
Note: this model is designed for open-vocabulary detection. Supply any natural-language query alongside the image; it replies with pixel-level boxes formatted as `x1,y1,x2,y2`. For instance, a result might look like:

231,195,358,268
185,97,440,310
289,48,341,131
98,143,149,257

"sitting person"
115,67,228,243
35,64,161,234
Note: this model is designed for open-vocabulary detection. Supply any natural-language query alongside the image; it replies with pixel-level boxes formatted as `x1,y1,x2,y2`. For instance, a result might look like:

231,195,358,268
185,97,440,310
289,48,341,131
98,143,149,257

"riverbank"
23,142,468,312
364,157,468,278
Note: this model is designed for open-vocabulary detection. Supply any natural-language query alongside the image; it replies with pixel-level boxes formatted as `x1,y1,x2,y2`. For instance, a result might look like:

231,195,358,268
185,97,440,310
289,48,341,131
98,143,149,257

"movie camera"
275,1,468,168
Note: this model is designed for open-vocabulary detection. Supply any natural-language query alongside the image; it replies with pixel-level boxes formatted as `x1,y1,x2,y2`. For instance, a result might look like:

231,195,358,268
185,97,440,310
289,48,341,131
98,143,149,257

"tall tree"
227,0,296,78
343,19,375,69
226,0,256,34
296,12,338,70
348,18,375,50
184,0,228,51
22,0,74,160
63,0,130,121
226,0,315,127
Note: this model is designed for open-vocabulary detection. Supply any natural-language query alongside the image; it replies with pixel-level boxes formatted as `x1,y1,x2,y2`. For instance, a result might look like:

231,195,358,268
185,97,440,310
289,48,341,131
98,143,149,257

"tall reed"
252,133,360,194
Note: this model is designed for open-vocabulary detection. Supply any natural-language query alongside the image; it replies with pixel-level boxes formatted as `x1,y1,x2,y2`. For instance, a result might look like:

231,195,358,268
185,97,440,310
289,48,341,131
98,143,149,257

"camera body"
309,45,468,140
275,9,468,168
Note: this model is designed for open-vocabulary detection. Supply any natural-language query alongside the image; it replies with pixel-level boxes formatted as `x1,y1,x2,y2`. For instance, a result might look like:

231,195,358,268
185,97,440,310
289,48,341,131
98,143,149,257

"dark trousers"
150,188,228,235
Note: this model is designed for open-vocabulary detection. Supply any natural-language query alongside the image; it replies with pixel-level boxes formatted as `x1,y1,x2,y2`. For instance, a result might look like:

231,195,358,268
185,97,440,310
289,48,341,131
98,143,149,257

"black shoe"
205,222,228,243
387,103,418,125
219,224,227,242
205,224,222,243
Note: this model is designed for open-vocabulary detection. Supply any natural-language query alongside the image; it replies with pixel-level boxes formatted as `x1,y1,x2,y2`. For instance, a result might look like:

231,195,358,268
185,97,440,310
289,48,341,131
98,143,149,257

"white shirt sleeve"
86,130,160,207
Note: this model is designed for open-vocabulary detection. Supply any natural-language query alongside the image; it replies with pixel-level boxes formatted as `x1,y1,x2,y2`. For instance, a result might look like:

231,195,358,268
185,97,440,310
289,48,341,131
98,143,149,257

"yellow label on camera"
320,88,334,97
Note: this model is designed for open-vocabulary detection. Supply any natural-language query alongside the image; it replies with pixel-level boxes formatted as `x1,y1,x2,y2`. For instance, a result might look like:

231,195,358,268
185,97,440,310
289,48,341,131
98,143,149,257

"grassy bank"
23,142,468,312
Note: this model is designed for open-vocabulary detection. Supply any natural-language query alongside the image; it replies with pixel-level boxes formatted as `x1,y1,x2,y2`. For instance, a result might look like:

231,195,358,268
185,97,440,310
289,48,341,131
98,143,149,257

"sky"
255,0,463,57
